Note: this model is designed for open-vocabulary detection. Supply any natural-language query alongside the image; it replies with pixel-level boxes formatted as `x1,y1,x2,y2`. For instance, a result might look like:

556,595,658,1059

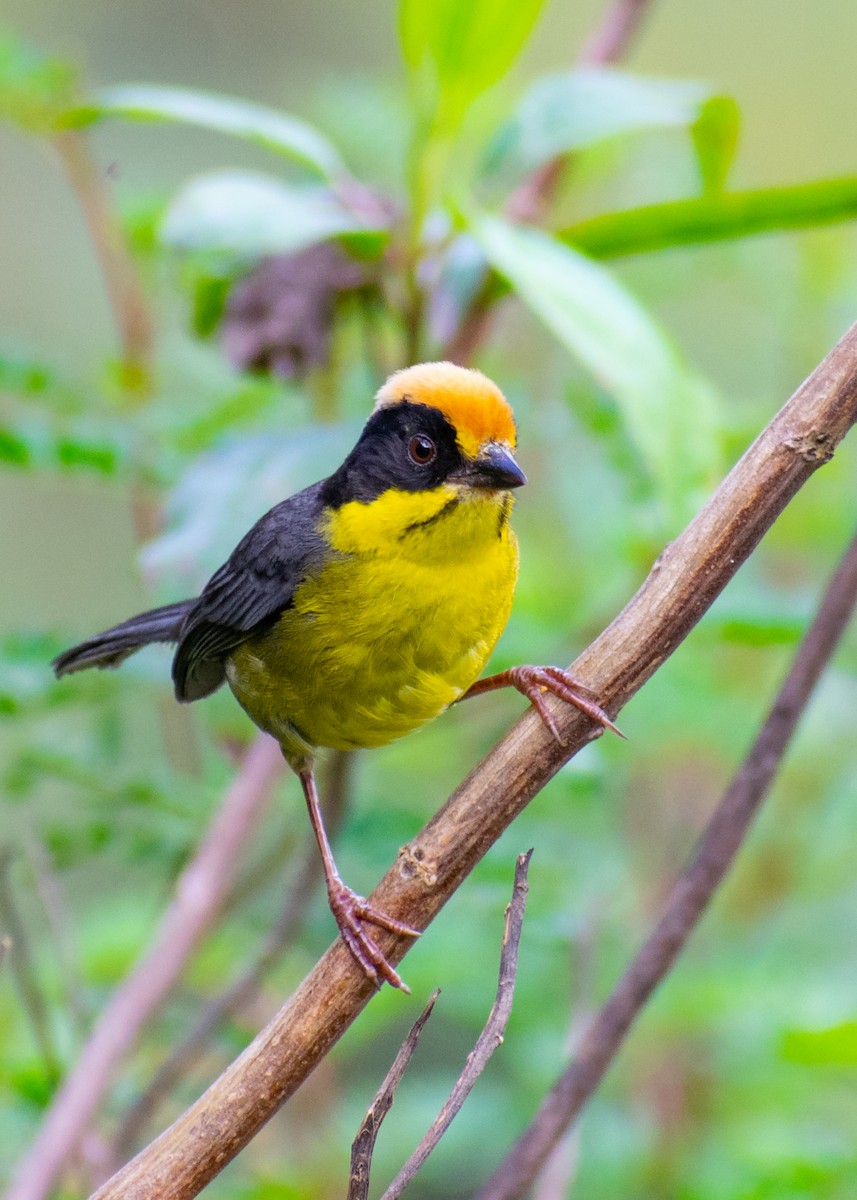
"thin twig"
0,933,11,968
0,846,61,1084
476,520,857,1200
379,850,532,1200
348,991,441,1200
60,319,857,1200
51,130,154,394
23,828,88,1040
108,751,352,1168
531,914,600,1200
578,0,654,66
8,734,285,1200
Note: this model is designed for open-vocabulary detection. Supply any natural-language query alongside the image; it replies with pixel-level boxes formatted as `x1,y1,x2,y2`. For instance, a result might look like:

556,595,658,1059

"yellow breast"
226,485,518,765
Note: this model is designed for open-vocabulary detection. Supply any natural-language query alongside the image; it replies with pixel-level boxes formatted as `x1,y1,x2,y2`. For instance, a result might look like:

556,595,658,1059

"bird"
53,362,619,990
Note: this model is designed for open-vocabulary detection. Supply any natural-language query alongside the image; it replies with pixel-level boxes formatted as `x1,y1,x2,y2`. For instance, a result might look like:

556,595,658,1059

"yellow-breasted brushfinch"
54,362,618,990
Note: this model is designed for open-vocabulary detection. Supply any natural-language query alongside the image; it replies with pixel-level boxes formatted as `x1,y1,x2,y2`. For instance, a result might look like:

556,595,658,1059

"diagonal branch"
477,518,857,1200
74,321,857,1200
578,0,654,66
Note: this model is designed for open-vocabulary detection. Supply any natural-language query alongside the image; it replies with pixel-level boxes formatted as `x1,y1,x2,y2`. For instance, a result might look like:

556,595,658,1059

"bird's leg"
459,665,624,741
298,767,420,992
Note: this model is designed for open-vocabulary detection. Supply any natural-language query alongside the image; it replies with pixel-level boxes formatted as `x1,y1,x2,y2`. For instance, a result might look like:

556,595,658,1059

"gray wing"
172,482,327,702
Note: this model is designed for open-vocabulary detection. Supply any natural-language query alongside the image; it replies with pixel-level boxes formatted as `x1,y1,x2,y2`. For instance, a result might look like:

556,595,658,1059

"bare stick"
7,734,285,1200
51,130,154,392
378,850,532,1200
60,319,857,1200
0,934,11,969
108,751,352,1168
23,828,88,1040
0,846,61,1082
578,0,654,65
477,520,857,1200
348,991,441,1200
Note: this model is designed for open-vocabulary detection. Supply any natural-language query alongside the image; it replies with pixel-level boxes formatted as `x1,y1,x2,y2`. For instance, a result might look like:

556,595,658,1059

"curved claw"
508,665,625,741
328,881,420,993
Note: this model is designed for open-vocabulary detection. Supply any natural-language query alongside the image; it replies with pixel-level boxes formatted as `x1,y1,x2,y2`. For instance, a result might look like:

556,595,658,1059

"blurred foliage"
3,3,857,1199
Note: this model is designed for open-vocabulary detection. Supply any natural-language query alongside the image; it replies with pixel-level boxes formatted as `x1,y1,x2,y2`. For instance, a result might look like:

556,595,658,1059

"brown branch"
378,849,532,1200
7,734,285,1200
348,991,441,1200
578,0,654,66
108,750,352,1169
67,320,857,1200
476,519,857,1200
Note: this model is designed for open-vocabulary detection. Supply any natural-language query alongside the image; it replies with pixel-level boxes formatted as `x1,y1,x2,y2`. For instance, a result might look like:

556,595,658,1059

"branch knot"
396,844,438,888
783,429,834,463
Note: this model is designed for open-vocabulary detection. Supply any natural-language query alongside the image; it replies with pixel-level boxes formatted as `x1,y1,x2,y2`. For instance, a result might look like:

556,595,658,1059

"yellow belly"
226,487,518,765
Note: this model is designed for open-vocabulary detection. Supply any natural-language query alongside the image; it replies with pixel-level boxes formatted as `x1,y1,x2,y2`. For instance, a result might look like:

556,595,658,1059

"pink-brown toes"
511,664,624,740
327,881,419,992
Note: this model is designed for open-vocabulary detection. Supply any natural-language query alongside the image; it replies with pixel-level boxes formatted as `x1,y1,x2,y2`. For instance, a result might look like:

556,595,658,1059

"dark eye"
408,434,437,465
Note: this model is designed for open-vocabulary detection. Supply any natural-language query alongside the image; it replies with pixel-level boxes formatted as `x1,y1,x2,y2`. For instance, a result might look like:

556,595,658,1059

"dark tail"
53,600,194,677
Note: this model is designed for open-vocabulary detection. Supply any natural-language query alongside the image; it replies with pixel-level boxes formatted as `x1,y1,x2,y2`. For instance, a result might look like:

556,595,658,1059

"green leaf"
400,0,546,127
692,94,740,192
190,273,233,339
484,68,739,189
70,85,346,181
142,424,358,588
561,176,857,259
0,415,126,475
0,349,52,396
159,170,386,265
0,427,30,466
470,212,720,518
0,347,87,415
0,33,78,132
781,1022,857,1067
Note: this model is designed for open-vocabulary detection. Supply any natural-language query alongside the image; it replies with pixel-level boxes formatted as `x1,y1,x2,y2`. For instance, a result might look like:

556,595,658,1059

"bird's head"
323,362,526,514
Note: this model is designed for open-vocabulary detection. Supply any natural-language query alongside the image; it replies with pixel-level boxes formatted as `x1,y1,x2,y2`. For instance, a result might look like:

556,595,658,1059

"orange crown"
374,362,516,459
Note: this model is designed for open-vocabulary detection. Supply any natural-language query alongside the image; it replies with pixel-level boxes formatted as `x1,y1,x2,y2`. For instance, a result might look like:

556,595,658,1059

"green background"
3,3,857,1198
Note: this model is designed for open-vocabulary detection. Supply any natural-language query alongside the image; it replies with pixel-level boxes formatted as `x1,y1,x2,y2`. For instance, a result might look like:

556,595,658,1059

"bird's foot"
327,880,420,992
506,665,624,741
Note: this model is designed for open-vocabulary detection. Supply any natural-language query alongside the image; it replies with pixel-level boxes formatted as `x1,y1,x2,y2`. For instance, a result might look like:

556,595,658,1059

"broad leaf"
485,67,739,191
70,85,346,181
400,0,546,126
160,171,386,264
471,212,720,518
